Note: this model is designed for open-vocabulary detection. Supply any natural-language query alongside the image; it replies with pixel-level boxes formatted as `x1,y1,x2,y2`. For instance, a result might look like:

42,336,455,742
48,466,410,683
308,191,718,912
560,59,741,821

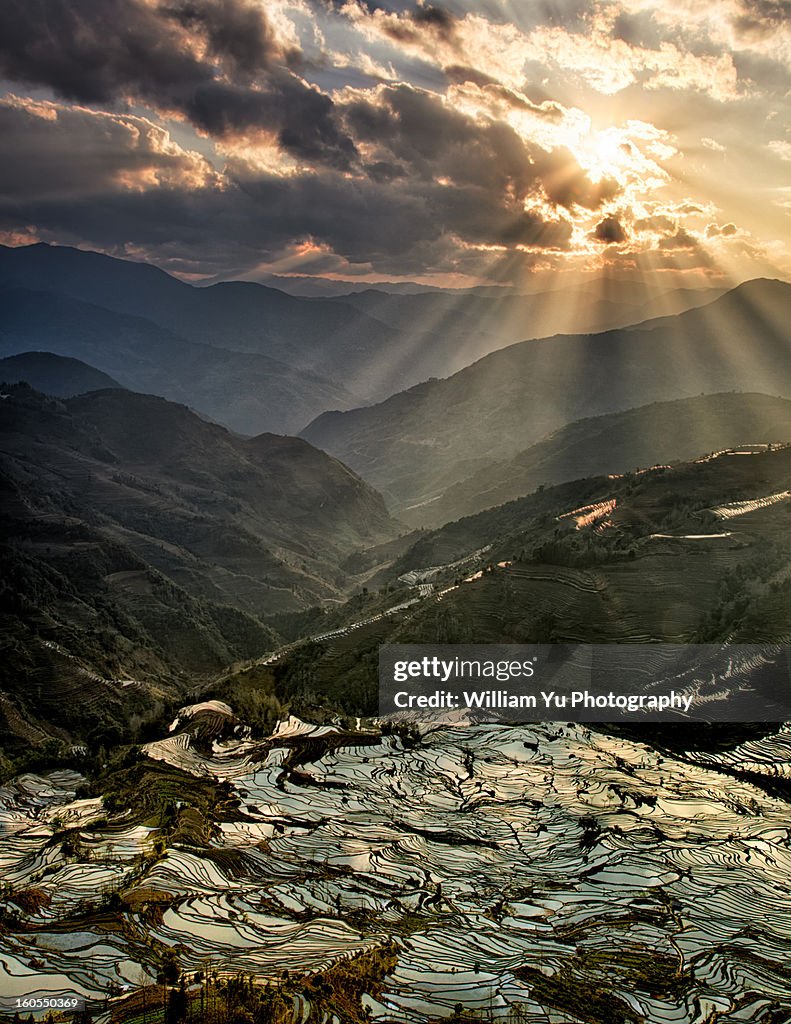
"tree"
166,979,188,1024
161,949,180,984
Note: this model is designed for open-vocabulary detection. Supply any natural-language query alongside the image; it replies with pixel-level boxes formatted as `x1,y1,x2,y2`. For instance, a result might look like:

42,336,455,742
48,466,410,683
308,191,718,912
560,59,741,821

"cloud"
633,214,675,233
657,227,698,250
442,65,564,119
525,22,741,100
381,3,457,42
0,0,787,283
0,92,571,277
0,95,217,198
344,84,537,192
592,216,627,243
160,0,287,77
733,0,791,38
535,147,620,210
0,0,358,168
768,139,791,161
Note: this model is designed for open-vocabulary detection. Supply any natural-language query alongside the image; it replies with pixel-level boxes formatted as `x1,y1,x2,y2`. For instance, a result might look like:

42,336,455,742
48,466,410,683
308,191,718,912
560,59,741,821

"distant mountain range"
0,285,361,435
337,280,724,363
302,279,791,511
0,243,725,434
3,245,791,748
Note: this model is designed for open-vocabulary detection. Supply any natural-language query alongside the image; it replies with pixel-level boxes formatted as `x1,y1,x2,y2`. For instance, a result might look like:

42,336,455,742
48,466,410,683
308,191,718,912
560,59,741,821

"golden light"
573,127,637,184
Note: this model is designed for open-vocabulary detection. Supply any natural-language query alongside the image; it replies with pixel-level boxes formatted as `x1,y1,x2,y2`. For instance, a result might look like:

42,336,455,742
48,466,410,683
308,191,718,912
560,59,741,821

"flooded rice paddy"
1,711,791,1021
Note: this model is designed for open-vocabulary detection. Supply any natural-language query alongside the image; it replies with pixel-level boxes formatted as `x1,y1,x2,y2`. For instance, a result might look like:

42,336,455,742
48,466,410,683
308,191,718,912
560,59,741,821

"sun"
573,126,639,184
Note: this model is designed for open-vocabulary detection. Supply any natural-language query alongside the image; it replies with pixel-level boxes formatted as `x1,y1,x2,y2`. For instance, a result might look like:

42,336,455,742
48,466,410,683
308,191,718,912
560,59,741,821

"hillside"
247,443,791,720
0,385,400,747
0,351,123,396
405,392,791,527
302,279,791,509
3,711,790,1023
3,422,791,1024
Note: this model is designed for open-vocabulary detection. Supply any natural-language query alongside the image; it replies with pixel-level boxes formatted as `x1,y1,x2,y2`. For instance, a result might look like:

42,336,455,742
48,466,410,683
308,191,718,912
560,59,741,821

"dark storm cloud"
0,99,214,199
0,172,434,274
428,187,572,248
0,0,637,276
611,10,662,49
344,85,538,195
0,97,396,263
0,94,573,275
731,49,791,92
593,216,627,244
443,65,506,88
160,0,287,77
238,158,572,260
0,0,204,105
413,5,455,30
0,0,357,168
378,3,458,43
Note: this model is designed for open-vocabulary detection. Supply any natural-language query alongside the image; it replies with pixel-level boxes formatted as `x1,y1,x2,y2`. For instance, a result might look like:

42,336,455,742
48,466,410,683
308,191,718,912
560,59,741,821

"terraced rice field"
2,711,791,1022
709,491,791,519
687,724,791,779
415,546,737,644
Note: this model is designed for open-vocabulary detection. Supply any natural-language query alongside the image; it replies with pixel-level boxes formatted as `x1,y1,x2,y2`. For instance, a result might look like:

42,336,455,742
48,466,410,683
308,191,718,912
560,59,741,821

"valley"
2,251,791,1024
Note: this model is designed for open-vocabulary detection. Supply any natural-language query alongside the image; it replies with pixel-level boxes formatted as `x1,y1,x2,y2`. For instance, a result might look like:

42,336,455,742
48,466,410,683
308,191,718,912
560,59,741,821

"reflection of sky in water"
1,719,791,1019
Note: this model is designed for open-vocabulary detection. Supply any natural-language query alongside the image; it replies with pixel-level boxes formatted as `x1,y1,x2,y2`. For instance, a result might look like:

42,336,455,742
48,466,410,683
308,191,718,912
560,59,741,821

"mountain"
0,384,400,746
339,280,724,367
0,350,123,397
1,384,398,612
302,279,791,510
0,245,724,419
0,244,425,404
0,287,361,434
264,274,457,296
404,392,791,526
3,413,791,1023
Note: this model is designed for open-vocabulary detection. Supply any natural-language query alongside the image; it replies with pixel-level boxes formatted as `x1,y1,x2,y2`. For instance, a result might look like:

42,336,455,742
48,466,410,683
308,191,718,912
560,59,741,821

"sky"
0,0,790,291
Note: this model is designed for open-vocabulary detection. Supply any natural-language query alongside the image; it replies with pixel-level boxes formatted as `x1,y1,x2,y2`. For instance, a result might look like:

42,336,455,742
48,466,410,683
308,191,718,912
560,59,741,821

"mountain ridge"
0,350,123,396
0,285,362,434
301,278,791,510
0,244,738,424
403,392,791,526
